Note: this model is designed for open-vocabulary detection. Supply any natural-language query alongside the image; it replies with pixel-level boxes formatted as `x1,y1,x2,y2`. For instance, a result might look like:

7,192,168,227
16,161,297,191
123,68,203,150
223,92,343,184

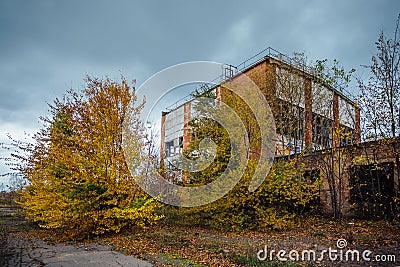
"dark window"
179,137,183,148
312,114,332,148
275,99,304,150
339,126,355,146
350,162,396,219
165,141,174,157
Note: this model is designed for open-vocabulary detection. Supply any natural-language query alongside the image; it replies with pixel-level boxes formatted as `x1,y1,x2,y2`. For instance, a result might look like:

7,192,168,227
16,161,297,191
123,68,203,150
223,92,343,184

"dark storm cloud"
0,0,399,175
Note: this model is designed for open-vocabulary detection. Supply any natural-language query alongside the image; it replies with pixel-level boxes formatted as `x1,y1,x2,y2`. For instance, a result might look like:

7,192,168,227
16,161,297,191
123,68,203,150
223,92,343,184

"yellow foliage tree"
168,80,319,230
166,158,319,231
17,76,162,238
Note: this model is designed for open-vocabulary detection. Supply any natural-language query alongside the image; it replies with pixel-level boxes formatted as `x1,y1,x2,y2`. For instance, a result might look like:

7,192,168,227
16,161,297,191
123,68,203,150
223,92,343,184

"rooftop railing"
163,47,356,113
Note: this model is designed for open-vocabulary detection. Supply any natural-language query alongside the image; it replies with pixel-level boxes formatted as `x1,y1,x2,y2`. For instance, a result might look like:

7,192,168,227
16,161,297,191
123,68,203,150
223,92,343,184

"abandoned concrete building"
159,47,398,217
160,48,361,168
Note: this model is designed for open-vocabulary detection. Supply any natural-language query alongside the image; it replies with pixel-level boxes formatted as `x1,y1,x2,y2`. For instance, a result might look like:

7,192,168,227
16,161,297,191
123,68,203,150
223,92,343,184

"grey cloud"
0,0,399,176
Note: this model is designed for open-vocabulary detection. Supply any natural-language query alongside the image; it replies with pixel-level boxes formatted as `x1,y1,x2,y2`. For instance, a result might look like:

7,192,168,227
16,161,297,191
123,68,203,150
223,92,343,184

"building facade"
160,48,361,176
157,48,400,218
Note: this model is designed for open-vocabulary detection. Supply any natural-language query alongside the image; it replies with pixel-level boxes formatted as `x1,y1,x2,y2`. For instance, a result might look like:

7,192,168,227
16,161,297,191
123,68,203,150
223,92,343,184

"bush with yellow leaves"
15,76,162,238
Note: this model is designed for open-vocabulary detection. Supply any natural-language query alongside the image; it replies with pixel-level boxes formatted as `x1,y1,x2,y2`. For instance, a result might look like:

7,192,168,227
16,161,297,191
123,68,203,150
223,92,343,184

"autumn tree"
14,76,162,238
310,59,356,220
358,14,400,140
143,122,161,175
167,74,319,230
268,53,356,220
353,14,400,220
182,86,237,186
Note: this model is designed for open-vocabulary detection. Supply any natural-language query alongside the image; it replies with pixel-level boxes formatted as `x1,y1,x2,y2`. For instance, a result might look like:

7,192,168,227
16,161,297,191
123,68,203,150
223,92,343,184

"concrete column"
216,86,222,102
304,78,313,149
333,93,340,147
181,102,192,183
160,112,167,164
355,106,361,144
264,59,277,112
183,102,191,151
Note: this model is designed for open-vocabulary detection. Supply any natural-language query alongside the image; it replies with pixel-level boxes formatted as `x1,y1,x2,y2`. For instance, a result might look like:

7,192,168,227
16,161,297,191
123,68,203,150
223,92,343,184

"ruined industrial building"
159,47,399,218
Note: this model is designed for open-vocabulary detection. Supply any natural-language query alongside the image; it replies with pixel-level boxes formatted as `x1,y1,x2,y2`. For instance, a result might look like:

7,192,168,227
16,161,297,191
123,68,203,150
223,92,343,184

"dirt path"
0,200,152,267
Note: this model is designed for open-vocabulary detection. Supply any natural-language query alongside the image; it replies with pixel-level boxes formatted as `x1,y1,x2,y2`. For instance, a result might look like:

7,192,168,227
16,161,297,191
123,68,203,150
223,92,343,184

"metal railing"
164,66,232,112
163,47,356,113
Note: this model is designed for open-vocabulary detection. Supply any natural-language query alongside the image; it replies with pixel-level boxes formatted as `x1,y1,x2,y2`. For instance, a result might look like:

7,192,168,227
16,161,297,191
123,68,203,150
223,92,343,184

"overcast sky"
0,0,399,183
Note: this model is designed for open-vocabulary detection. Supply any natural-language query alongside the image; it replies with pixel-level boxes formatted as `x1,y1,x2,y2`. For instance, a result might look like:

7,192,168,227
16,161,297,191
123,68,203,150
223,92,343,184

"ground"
100,219,400,266
1,195,399,266
0,196,151,266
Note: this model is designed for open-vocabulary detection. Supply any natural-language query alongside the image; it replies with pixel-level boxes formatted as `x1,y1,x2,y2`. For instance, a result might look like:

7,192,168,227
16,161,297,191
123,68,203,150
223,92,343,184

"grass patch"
311,230,326,237
158,252,209,267
160,233,189,248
